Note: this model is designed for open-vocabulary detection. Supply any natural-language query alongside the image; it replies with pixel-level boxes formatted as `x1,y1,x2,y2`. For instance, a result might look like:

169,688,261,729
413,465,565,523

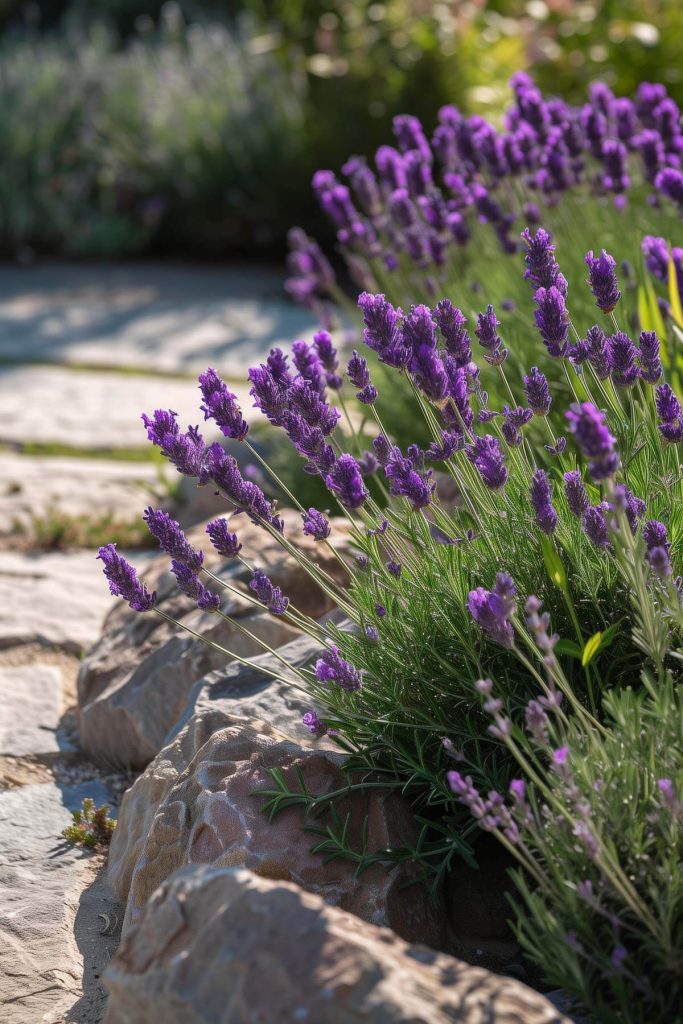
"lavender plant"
286,74,682,373
100,224,681,1018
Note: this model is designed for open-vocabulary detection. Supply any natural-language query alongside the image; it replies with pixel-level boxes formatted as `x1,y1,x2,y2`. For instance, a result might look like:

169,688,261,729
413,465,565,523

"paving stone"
0,364,249,450
0,453,168,539
0,779,115,1024
0,263,316,375
0,551,117,653
0,665,62,757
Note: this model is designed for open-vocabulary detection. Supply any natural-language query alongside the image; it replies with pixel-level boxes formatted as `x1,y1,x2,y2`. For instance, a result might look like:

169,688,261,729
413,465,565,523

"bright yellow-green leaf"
582,631,603,667
638,285,651,332
541,536,567,593
669,254,683,328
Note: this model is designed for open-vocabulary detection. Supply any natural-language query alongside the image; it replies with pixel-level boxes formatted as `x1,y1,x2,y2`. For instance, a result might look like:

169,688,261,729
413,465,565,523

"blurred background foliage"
0,0,680,259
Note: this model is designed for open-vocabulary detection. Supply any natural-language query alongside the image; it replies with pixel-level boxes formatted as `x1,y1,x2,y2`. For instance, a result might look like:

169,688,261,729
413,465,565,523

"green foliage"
62,798,116,849
27,508,152,551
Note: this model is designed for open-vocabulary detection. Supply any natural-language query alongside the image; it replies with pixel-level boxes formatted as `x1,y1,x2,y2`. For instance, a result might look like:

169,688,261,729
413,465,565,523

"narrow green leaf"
540,535,568,593
554,638,583,659
582,631,603,667
669,253,683,328
637,284,652,332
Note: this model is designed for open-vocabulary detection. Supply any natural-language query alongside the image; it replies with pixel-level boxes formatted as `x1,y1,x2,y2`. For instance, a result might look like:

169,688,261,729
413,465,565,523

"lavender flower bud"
608,332,640,387
475,305,507,366
523,366,552,415
530,469,558,534
583,504,610,548
533,286,570,357
249,569,289,615
171,560,220,611
206,518,241,558
357,292,409,369
315,645,362,691
564,471,589,518
468,572,516,649
97,544,156,612
142,410,207,479
466,435,508,490
655,167,683,212
143,507,203,572
521,226,567,294
566,402,618,480
292,339,325,395
302,508,331,541
325,454,369,510
585,250,621,314
638,331,662,384
302,710,326,738
198,368,249,440
384,448,433,509
433,300,471,366
248,364,290,426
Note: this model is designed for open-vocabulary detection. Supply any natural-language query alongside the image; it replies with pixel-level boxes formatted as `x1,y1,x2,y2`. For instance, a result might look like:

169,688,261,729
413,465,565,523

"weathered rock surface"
104,866,569,1024
0,452,171,543
109,713,444,947
0,551,115,652
78,509,348,769
0,779,119,1024
0,665,63,756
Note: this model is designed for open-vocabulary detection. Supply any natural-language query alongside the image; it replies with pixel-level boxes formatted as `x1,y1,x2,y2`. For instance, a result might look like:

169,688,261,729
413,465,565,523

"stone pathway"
0,261,316,1022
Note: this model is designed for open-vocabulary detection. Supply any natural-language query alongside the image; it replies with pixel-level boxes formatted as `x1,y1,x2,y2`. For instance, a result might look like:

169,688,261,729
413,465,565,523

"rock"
104,866,570,1024
78,509,349,770
0,550,115,652
0,665,62,756
108,714,445,948
0,779,117,1024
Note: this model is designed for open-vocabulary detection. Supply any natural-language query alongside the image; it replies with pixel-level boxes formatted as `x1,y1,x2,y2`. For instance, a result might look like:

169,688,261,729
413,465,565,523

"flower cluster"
287,75,683,305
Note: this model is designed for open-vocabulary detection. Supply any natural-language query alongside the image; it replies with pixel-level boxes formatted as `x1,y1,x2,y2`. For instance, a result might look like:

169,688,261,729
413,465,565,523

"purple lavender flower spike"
372,434,393,466
198,368,249,440
545,437,566,457
375,145,407,190
248,364,290,426
358,450,379,476
475,305,507,366
643,520,669,553
302,508,331,541
655,384,681,423
468,572,517,649
325,454,369,510
638,331,662,384
585,250,621,314
521,227,567,295
387,560,401,578
443,358,473,431
533,286,570,357
384,448,433,509
427,431,462,461
249,570,289,614
523,367,551,415
608,332,640,387
409,341,448,401
502,405,533,448
97,544,156,612
648,546,673,578
357,292,409,369
207,443,282,530
142,409,207,479
347,350,377,404
315,645,362,691
143,507,203,572
656,167,683,211
365,624,379,642
302,710,327,737
171,560,220,611
611,485,646,533
530,469,558,534
583,504,610,548
563,471,589,518
313,329,342,390
573,325,611,379
466,435,508,490
206,518,242,558
288,378,340,435
433,300,471,367
292,339,325,394
602,139,630,195
566,402,618,480
266,347,291,383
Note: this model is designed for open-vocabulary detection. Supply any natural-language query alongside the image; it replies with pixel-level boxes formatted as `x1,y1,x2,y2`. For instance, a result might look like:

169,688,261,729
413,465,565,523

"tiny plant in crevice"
62,799,116,850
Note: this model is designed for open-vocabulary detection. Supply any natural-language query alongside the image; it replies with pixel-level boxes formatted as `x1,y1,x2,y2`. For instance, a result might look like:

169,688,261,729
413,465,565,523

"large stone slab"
0,262,316,374
0,665,62,756
0,550,115,652
104,866,569,1024
0,779,116,1024
0,453,168,540
0,364,247,450
108,715,445,946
